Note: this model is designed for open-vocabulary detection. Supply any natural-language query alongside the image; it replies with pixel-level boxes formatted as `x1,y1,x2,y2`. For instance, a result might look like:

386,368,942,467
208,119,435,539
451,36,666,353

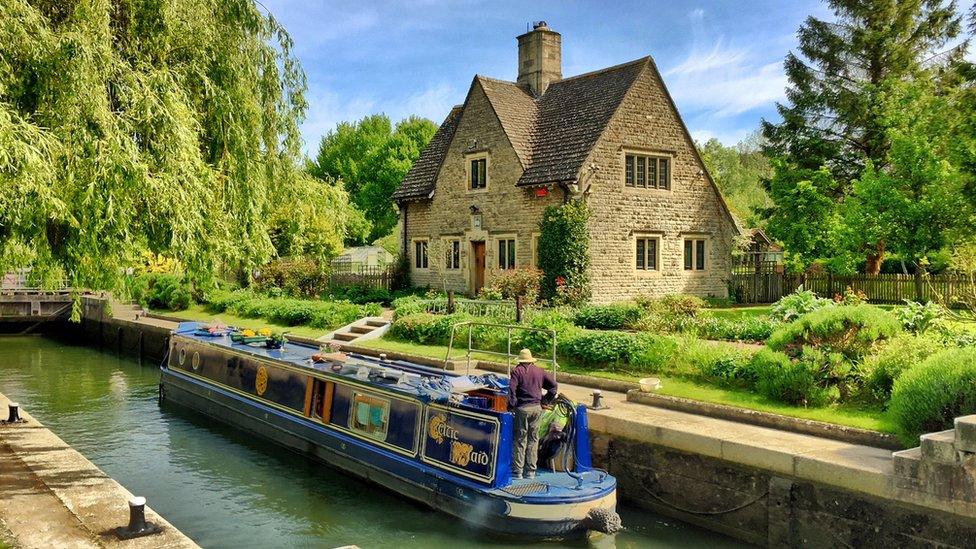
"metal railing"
445,320,558,377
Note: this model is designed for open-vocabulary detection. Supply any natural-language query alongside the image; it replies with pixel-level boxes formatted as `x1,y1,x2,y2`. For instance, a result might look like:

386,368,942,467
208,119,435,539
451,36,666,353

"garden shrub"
388,313,470,346
692,316,776,342
559,331,637,365
690,341,757,387
134,273,192,310
480,267,542,303
751,348,832,406
770,290,832,322
573,303,643,330
889,347,976,445
657,294,707,317
767,304,901,359
253,258,328,298
895,300,945,334
833,286,867,306
202,290,378,330
861,334,945,405
391,295,429,318
326,285,394,306
513,309,579,357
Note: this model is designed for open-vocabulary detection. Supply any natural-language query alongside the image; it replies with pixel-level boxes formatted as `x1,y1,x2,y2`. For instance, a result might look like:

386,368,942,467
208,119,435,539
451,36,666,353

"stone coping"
0,393,199,548
627,389,902,450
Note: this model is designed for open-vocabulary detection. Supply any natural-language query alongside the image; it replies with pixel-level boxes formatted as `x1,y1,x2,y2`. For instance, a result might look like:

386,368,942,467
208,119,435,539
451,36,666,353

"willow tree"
0,0,353,290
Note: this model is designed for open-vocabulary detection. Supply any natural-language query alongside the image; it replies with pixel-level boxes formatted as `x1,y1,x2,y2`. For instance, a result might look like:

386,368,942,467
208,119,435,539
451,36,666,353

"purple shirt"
508,362,558,409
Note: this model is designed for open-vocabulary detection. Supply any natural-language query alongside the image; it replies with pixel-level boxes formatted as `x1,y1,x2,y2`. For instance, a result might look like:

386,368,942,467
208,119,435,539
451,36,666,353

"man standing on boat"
509,349,558,480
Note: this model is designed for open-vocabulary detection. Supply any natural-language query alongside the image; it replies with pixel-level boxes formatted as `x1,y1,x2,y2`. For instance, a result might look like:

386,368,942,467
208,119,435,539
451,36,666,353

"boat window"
311,380,326,419
350,392,390,441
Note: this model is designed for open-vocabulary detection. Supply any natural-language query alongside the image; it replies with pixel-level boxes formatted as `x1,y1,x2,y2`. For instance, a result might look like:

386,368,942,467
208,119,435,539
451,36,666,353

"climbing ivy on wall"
0,0,357,291
538,200,591,305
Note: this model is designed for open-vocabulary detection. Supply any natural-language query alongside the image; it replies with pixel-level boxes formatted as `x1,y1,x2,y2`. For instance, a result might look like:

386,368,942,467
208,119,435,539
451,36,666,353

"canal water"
0,337,744,548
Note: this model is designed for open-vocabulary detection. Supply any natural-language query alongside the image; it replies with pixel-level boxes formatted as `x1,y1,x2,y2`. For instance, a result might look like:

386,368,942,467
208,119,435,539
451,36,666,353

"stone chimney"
517,21,561,96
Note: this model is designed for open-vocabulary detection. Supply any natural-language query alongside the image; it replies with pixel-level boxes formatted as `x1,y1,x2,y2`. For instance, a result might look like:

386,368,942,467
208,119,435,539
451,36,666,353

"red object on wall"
535,187,549,197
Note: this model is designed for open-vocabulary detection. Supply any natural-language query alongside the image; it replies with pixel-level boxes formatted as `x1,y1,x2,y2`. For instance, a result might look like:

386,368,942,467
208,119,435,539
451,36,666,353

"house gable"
581,59,739,302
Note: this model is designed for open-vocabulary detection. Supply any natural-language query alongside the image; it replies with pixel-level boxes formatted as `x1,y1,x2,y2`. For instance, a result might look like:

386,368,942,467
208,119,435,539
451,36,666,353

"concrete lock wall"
591,434,976,548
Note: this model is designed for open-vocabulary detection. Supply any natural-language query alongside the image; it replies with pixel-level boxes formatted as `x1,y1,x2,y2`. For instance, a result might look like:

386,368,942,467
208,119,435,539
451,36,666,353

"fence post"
447,291,455,314
515,296,523,324
914,271,923,303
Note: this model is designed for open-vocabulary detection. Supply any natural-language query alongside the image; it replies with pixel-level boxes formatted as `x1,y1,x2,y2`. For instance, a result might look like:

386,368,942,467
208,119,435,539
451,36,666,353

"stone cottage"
392,22,740,303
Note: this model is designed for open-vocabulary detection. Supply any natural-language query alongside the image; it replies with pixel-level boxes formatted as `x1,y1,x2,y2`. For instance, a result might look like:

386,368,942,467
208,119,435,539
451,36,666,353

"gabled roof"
393,58,649,201
391,105,464,201
517,57,648,187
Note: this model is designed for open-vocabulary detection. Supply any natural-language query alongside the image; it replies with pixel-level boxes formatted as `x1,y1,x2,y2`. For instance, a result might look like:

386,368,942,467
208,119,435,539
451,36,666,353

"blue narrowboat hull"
159,325,617,539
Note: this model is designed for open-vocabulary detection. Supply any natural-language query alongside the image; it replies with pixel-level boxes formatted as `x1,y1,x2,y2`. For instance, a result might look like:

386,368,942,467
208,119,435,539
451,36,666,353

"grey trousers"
512,405,543,476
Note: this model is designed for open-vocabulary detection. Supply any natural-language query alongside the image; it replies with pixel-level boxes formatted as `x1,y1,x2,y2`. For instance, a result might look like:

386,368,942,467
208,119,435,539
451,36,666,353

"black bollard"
7,403,20,423
589,390,606,410
115,496,162,539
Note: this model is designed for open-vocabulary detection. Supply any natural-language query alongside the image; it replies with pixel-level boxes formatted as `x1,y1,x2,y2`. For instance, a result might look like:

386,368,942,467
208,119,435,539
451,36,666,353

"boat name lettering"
428,414,458,444
449,441,489,467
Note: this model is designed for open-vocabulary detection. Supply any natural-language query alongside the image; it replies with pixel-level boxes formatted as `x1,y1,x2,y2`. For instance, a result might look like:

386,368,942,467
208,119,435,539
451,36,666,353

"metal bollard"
114,496,162,539
6,403,20,423
379,353,388,363
589,390,606,410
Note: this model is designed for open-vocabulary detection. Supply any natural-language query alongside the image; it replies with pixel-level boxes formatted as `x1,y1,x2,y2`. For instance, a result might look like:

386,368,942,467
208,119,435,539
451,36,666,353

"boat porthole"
255,365,269,396
191,351,200,371
178,347,186,366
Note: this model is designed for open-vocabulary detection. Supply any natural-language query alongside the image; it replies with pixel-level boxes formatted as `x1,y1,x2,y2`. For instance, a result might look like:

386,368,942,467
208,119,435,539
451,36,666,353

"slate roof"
517,57,648,186
393,58,650,200
391,105,464,201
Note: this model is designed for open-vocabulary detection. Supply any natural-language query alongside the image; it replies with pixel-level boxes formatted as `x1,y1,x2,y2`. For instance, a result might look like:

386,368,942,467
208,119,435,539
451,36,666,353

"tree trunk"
865,242,885,275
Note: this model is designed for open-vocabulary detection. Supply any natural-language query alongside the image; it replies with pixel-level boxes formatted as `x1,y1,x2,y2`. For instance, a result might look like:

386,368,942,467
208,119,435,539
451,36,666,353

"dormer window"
467,153,488,191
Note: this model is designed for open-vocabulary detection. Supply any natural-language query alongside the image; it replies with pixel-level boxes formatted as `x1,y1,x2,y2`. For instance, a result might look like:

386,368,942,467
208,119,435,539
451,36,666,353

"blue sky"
262,0,833,156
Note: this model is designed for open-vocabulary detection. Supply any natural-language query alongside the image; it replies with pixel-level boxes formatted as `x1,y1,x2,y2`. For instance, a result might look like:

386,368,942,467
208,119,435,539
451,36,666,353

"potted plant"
266,331,288,349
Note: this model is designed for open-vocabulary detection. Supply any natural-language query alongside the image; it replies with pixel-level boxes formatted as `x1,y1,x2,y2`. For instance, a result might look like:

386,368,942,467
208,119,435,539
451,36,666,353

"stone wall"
582,64,738,303
594,435,976,548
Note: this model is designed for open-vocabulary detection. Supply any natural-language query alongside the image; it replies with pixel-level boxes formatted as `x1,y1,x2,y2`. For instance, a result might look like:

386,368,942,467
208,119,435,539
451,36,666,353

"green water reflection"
0,336,745,548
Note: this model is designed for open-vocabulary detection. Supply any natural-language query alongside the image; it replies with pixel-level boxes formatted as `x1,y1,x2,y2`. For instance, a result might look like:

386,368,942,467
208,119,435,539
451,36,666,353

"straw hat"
517,349,535,363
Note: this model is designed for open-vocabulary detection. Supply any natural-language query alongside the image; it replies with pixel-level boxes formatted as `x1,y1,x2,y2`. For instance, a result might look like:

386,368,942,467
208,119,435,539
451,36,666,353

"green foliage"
861,333,946,405
253,259,329,298
0,0,360,291
513,308,579,357
538,200,591,305
896,300,946,334
751,349,832,407
134,273,192,311
573,303,643,330
309,115,437,243
205,290,378,330
696,132,773,226
841,79,972,269
889,347,976,444
559,331,639,365
388,313,461,346
692,315,776,343
767,304,901,359
481,267,542,303
391,295,432,319
771,290,833,322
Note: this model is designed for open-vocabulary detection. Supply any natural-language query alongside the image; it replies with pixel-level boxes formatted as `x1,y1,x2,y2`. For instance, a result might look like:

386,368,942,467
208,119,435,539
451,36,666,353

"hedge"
572,303,642,330
889,347,976,445
205,290,380,330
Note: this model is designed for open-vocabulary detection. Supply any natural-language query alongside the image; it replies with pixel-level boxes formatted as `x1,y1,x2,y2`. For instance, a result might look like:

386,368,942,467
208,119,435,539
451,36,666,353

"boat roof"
173,322,506,403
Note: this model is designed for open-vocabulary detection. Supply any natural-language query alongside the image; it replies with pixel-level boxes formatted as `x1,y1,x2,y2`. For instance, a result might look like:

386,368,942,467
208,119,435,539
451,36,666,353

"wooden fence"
729,271,975,305
327,264,395,290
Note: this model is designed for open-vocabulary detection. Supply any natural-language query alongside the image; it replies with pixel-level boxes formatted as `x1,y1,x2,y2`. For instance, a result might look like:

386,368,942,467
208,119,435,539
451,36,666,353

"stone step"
366,319,388,328
921,430,959,463
892,447,922,478
955,415,976,454
351,325,374,335
332,331,358,342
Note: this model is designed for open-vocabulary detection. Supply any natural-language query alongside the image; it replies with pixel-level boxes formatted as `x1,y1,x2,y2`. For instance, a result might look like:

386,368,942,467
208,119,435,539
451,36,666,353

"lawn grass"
355,336,894,433
153,304,328,339
706,305,773,320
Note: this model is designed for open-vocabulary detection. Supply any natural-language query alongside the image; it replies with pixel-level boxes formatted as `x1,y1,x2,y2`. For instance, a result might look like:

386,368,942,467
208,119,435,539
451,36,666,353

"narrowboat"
159,322,620,539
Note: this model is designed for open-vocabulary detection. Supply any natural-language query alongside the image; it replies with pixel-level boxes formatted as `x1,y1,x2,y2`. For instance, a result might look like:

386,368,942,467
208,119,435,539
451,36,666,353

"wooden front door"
471,241,485,296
